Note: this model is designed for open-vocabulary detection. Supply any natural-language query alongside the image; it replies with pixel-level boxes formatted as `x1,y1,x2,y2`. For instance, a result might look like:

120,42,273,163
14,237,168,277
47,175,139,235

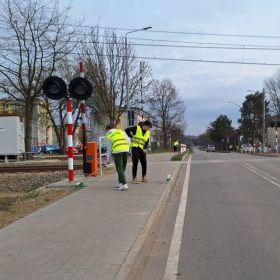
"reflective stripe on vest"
107,129,129,152
131,125,150,149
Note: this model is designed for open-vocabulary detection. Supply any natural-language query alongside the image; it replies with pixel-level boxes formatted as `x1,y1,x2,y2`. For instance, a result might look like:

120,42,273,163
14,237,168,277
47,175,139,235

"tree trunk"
58,136,64,154
162,128,168,149
62,129,67,154
24,102,34,160
57,126,67,154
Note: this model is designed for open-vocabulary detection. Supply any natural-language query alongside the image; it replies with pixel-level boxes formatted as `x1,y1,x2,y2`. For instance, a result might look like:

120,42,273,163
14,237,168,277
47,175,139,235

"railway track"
0,164,83,173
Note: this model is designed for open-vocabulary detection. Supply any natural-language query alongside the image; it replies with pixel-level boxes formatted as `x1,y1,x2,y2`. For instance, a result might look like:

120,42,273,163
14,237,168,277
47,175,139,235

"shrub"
171,152,187,161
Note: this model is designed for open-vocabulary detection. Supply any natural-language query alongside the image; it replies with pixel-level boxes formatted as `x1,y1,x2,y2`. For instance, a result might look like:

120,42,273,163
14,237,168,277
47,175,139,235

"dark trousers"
113,152,128,184
131,147,147,179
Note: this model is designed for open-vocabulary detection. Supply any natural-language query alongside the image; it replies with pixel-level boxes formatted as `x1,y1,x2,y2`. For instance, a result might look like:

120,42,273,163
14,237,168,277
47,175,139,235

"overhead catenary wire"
2,21,280,51
90,25,280,40
1,47,280,67
1,22,280,67
1,19,280,40
3,35,280,51
2,28,280,51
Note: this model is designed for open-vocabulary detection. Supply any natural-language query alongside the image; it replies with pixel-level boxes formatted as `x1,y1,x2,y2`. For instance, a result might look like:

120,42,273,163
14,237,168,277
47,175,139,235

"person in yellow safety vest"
125,120,153,184
106,123,130,191
173,140,180,152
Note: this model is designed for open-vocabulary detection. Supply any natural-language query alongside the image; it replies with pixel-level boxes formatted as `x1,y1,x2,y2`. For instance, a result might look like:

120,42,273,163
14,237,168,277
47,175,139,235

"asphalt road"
177,150,280,280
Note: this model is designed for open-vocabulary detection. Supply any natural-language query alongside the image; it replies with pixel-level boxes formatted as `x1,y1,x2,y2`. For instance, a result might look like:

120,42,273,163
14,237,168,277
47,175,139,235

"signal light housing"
42,76,67,100
68,77,92,101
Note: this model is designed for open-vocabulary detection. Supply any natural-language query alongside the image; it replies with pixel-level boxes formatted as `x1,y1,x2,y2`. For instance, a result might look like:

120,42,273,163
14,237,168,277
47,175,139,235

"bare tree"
82,29,152,126
0,0,77,158
264,70,280,118
148,79,186,149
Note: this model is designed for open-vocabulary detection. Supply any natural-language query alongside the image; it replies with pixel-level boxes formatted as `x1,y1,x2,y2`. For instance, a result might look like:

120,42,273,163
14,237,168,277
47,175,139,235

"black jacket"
125,125,149,149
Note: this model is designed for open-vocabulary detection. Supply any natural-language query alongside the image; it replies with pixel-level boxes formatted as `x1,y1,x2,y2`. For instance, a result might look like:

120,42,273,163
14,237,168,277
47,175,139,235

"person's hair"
106,118,121,130
106,124,114,130
115,119,120,126
143,120,152,128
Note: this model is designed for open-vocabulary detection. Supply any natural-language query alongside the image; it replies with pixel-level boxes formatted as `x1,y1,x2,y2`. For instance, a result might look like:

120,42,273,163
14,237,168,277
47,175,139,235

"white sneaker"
118,184,125,191
123,184,128,190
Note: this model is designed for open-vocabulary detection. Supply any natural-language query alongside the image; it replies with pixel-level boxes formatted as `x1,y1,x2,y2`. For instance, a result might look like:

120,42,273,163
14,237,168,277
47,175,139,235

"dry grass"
0,189,72,229
0,166,115,230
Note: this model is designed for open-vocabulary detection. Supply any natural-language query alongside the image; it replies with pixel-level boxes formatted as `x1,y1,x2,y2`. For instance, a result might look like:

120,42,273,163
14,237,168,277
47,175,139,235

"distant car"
41,144,60,154
265,146,272,153
31,146,42,155
240,144,253,153
206,145,216,152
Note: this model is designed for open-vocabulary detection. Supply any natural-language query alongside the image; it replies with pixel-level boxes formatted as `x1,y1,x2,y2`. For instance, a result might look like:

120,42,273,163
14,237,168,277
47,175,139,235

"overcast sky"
62,0,280,135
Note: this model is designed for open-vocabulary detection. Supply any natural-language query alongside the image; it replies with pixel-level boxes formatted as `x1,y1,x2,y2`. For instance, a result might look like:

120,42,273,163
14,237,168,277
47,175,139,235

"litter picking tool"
74,182,87,189
146,152,172,183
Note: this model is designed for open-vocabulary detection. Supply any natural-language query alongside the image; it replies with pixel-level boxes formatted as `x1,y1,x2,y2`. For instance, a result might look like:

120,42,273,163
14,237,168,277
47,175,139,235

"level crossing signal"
42,76,92,100
68,77,92,100
42,76,67,100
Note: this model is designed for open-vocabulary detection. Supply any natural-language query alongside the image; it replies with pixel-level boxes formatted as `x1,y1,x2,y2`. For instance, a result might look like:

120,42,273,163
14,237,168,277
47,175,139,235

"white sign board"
180,144,187,154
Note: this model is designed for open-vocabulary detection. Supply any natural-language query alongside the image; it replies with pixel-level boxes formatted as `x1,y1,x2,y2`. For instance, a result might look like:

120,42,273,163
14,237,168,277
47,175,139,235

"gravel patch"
0,172,67,192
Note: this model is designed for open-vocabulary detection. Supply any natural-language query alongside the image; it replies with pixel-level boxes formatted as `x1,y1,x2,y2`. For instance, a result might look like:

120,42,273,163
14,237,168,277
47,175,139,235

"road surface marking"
241,162,280,189
192,158,280,164
242,162,279,181
163,156,192,280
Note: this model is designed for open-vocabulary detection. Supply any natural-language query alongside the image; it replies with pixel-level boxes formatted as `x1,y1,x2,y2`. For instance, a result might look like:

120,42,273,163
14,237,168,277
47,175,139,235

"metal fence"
98,136,108,175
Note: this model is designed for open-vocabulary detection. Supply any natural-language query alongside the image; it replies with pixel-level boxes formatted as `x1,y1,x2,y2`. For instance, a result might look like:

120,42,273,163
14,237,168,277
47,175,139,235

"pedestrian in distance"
125,120,152,184
106,123,130,191
173,139,180,152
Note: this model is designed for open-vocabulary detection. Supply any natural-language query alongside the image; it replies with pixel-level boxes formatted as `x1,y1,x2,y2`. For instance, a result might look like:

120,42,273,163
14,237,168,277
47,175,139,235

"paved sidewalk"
0,153,182,280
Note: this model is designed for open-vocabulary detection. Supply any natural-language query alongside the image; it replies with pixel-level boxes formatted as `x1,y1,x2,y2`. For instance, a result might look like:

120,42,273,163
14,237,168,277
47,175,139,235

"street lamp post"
262,89,266,153
140,61,144,121
125,26,152,127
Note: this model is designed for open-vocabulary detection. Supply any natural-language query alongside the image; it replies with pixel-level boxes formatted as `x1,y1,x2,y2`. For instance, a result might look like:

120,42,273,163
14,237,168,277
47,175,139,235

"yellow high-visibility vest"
106,129,129,153
131,125,150,150
174,141,180,147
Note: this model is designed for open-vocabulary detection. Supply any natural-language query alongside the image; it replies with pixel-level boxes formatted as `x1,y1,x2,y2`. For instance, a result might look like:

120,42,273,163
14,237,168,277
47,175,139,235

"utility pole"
262,89,266,153
276,128,279,157
140,61,144,121
125,35,129,127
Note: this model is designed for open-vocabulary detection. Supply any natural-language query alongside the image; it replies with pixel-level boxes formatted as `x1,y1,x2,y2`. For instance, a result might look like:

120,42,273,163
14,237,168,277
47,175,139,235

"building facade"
267,127,280,149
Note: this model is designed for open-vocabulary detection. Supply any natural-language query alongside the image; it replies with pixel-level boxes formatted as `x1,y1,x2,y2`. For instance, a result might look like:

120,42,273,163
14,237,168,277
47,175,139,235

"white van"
206,145,216,152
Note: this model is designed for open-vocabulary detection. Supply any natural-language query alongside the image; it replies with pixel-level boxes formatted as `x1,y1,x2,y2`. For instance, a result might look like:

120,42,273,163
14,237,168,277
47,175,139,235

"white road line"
242,162,279,181
241,162,280,189
163,156,192,280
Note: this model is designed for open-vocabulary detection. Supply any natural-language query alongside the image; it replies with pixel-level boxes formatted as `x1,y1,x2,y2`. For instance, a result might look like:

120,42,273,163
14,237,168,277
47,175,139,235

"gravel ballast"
0,172,67,192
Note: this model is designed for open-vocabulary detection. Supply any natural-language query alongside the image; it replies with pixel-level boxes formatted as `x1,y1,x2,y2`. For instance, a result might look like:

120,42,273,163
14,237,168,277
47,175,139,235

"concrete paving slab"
0,152,182,280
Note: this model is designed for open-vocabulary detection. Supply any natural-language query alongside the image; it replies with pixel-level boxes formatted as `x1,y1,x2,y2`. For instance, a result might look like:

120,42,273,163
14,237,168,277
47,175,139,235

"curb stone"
114,161,184,280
